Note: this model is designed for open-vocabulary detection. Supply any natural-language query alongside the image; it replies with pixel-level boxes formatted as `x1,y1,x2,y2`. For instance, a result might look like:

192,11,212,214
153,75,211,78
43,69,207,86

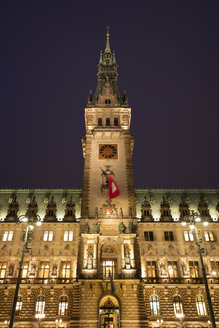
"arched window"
150,295,160,316
15,296,22,314
196,296,207,316
35,296,45,314
106,118,110,126
173,296,183,317
58,296,68,315
98,118,102,126
114,118,118,126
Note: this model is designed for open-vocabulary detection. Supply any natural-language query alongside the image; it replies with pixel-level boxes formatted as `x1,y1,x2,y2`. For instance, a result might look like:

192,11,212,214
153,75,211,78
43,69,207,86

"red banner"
109,175,120,199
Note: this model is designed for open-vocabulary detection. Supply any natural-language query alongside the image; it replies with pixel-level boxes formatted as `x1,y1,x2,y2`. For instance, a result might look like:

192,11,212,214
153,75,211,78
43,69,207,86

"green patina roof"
0,189,81,220
135,189,219,220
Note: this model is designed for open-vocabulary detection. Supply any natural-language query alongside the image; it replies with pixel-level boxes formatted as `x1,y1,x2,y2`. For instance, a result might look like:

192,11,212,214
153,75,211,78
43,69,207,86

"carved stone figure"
30,263,36,275
128,222,134,233
93,223,100,234
182,263,188,276
118,222,126,234
84,223,90,233
8,264,14,276
52,264,57,276
87,247,93,269
124,244,131,269
119,208,123,218
160,263,167,276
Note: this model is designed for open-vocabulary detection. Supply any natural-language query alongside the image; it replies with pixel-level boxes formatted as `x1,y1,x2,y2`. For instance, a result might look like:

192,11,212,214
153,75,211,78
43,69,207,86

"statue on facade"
128,222,134,233
119,208,123,218
8,264,14,276
93,223,100,234
182,262,188,276
30,263,36,276
84,223,90,233
118,222,126,234
52,264,57,276
160,263,167,276
87,246,93,269
124,244,131,269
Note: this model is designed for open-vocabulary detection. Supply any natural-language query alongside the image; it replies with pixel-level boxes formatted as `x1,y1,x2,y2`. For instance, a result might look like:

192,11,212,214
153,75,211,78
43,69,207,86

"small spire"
113,50,116,63
99,50,103,63
105,26,111,53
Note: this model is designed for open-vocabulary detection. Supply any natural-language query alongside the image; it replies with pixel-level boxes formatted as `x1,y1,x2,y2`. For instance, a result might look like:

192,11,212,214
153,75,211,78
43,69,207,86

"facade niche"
26,196,38,218
64,197,76,222
45,197,57,222
141,197,153,221
5,196,19,222
198,196,210,219
160,197,172,221
179,196,190,219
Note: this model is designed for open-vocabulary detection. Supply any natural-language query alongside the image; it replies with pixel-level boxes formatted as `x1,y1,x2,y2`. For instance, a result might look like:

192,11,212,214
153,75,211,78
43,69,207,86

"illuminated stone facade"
0,32,219,328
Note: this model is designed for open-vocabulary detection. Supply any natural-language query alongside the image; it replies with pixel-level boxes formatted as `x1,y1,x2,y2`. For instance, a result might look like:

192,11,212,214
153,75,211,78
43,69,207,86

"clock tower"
81,27,135,219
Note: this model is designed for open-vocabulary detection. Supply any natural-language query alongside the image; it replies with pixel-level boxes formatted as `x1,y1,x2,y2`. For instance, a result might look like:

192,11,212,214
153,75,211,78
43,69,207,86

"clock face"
99,144,118,159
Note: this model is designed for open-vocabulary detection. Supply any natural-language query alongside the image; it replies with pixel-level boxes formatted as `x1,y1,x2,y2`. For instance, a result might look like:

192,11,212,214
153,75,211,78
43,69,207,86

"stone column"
83,242,88,268
130,242,135,268
93,243,97,269
121,243,125,268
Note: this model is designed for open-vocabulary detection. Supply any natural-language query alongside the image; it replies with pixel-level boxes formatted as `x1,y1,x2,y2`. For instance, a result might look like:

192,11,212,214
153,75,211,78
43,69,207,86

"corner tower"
81,28,135,219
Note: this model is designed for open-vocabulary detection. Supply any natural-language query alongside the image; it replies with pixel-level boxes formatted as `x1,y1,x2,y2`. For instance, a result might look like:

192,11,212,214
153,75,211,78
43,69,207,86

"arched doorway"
99,295,120,328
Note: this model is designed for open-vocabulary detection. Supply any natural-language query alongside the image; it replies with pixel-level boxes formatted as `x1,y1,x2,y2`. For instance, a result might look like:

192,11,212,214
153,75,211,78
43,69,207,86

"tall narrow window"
150,295,160,316
16,296,22,314
98,118,102,126
204,231,214,241
3,231,13,241
0,262,7,278
164,231,174,241
102,260,115,279
168,261,178,278
184,231,194,241
22,262,29,278
144,231,154,241
39,262,50,278
64,231,73,241
106,118,110,126
146,261,157,278
61,262,71,278
58,296,68,315
35,296,45,315
173,296,183,317
196,296,207,316
114,118,119,126
43,231,53,241
189,261,199,278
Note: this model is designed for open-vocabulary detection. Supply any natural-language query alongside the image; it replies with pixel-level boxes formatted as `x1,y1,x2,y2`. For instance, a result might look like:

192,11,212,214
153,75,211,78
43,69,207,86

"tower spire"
105,26,111,53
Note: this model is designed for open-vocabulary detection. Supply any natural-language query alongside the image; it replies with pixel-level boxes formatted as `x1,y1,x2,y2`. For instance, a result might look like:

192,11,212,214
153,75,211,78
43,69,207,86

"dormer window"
179,197,190,219
105,99,111,104
98,118,102,126
114,118,118,126
141,197,153,221
106,118,110,126
160,197,172,221
198,196,210,218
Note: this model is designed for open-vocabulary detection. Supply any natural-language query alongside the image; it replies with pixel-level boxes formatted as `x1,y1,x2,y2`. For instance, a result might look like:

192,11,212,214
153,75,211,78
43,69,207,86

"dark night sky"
1,0,219,189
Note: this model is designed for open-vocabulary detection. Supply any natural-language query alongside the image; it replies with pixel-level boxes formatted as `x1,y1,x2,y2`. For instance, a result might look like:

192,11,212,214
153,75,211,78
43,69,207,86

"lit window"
35,296,45,314
204,231,214,242
22,262,29,278
196,296,207,316
189,261,199,278
146,261,156,278
144,231,154,241
102,260,115,279
64,231,73,242
0,262,7,278
184,231,194,241
150,295,160,316
168,261,178,278
58,296,68,315
173,296,183,317
164,231,174,241
61,262,71,278
16,296,22,313
39,262,50,278
210,261,219,277
3,231,13,241
43,231,53,241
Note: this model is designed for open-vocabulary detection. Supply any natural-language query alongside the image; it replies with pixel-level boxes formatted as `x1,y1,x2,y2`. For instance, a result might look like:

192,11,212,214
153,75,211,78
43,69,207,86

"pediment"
144,249,157,257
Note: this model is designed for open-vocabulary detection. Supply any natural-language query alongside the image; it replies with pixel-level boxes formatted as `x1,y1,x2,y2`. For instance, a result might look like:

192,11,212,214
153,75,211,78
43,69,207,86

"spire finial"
105,26,111,53
106,25,110,37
